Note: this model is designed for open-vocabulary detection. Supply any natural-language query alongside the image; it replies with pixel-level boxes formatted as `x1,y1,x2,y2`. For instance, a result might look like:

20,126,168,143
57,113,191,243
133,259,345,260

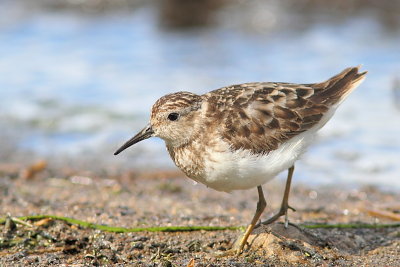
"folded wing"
205,66,367,154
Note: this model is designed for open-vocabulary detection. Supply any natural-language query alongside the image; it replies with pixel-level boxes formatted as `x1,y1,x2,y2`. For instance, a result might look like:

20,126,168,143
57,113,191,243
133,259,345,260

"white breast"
199,130,314,192
199,109,337,192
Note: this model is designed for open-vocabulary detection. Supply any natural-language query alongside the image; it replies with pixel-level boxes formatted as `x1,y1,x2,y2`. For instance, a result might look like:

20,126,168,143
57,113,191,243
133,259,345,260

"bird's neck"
166,140,205,180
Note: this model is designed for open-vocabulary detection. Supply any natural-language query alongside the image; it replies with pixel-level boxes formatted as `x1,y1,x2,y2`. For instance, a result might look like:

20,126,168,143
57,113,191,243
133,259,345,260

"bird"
114,66,367,255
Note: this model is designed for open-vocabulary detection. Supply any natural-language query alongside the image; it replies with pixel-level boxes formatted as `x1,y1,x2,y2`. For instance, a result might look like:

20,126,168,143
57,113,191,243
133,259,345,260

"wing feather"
203,67,366,154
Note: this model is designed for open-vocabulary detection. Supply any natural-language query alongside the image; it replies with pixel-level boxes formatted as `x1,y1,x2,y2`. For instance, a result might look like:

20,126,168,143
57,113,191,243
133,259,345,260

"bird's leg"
216,185,266,257
233,185,266,255
260,165,295,228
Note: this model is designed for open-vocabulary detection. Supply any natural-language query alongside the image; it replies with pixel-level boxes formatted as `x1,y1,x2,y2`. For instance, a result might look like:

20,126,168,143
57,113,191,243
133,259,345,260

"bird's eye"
167,113,179,121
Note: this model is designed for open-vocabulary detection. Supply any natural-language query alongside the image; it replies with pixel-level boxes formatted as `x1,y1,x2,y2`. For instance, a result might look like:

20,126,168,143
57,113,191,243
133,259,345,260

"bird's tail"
311,66,367,106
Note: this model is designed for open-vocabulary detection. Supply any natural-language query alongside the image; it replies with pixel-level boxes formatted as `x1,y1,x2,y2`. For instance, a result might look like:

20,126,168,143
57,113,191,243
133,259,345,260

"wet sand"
0,162,399,266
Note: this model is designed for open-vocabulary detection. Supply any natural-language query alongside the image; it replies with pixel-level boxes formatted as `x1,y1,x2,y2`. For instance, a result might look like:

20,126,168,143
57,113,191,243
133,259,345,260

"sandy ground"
0,162,399,266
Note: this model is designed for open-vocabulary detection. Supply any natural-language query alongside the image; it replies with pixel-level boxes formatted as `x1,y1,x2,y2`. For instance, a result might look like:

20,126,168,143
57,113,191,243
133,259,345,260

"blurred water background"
0,0,399,188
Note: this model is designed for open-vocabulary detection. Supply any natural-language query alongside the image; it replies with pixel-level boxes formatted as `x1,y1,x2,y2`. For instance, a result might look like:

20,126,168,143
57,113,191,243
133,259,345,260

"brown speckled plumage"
116,66,366,183
201,67,366,154
143,66,367,182
114,66,367,254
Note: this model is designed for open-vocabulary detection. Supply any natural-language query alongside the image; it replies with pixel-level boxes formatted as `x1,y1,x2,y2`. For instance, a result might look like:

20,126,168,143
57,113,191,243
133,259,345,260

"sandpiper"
114,66,367,255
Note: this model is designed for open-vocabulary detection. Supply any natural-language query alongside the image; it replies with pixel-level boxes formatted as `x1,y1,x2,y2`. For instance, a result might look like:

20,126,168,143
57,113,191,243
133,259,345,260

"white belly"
200,130,316,192
198,108,338,192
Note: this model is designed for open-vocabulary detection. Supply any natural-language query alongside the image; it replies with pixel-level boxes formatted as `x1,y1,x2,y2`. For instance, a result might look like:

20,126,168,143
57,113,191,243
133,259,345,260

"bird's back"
203,66,367,155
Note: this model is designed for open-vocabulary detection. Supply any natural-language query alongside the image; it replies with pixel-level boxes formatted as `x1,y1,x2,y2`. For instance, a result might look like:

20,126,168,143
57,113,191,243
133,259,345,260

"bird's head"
114,92,203,155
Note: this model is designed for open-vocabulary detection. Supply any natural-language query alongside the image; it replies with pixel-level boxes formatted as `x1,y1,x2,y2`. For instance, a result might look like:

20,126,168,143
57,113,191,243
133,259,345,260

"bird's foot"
259,204,296,227
213,237,246,257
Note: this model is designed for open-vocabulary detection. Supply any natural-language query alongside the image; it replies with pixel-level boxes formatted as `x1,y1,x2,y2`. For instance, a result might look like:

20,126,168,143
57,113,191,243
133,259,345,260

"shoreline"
1,163,399,266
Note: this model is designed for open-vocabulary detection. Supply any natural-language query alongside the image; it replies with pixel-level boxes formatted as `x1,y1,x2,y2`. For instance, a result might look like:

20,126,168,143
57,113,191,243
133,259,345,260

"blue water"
0,3,399,188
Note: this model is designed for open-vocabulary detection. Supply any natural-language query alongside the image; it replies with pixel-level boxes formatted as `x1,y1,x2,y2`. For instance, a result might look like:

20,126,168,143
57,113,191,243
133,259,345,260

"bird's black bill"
114,125,154,155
